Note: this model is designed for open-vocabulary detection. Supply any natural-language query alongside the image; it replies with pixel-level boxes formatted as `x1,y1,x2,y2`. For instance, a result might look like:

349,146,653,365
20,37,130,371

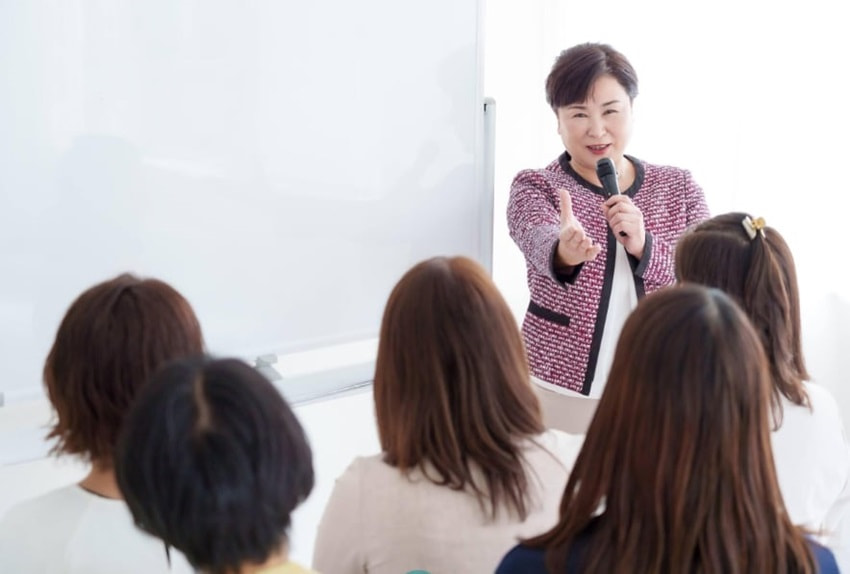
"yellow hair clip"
742,216,766,240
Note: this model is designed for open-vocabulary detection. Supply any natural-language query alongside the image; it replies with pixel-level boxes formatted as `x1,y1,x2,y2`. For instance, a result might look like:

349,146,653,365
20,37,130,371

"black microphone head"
596,157,616,180
595,157,620,199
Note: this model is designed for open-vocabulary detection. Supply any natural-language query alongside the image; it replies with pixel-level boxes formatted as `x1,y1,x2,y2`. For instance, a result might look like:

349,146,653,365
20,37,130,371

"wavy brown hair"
525,286,815,573
374,256,545,520
675,212,810,415
44,273,204,464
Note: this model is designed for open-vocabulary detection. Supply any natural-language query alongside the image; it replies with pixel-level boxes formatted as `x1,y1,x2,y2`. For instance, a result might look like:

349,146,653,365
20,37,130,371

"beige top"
312,429,583,574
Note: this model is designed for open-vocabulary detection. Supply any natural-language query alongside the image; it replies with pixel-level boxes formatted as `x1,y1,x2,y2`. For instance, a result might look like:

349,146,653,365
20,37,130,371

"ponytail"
743,218,810,414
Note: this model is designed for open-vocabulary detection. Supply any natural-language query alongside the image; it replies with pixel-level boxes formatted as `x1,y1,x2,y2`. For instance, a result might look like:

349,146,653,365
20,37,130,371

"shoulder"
808,538,841,573
0,484,175,572
511,158,571,190
329,453,413,501
803,382,842,415
495,544,547,573
638,159,697,186
0,484,83,526
529,429,584,466
635,157,690,175
334,453,387,485
782,383,846,436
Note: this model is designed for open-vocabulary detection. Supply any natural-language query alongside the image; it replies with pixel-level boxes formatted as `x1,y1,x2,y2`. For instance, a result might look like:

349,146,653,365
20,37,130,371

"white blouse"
0,484,194,573
771,382,850,572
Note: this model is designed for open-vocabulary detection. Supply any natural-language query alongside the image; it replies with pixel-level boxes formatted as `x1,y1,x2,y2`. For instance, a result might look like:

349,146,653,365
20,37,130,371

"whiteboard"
0,1,489,404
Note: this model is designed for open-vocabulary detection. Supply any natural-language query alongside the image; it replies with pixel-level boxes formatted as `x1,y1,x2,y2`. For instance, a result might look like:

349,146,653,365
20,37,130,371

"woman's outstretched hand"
556,188,602,268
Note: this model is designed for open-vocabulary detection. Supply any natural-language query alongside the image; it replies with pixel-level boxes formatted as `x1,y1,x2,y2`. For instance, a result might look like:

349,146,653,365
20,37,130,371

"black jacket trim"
581,230,618,395
558,152,646,198
528,301,571,328
631,231,653,278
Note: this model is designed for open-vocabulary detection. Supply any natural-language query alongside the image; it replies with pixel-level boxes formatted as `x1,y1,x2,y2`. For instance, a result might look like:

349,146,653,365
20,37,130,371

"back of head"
44,273,204,463
675,212,810,408
116,357,314,574
529,285,814,573
546,42,638,109
374,256,543,519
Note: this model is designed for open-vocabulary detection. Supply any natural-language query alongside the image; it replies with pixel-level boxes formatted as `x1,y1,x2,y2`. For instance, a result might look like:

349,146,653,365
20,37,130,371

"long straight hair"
525,286,815,573
675,212,810,414
373,256,545,520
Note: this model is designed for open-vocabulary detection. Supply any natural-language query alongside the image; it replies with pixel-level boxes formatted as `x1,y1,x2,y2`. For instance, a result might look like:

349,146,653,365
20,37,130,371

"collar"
557,151,645,198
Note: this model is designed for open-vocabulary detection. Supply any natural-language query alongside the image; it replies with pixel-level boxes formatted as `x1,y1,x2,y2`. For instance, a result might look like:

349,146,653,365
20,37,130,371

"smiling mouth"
587,144,610,154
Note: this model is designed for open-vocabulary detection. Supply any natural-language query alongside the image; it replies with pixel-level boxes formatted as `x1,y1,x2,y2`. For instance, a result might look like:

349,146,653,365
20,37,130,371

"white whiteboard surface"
0,1,489,403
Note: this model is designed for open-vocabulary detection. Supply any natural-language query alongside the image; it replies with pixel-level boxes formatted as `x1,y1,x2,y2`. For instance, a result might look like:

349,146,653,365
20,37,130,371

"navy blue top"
495,530,840,573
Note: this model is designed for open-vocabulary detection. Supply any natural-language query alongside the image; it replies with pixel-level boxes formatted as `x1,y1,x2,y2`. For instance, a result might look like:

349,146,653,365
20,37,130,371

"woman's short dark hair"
525,285,815,573
115,357,314,574
374,256,544,520
44,273,204,463
675,212,810,412
545,42,638,110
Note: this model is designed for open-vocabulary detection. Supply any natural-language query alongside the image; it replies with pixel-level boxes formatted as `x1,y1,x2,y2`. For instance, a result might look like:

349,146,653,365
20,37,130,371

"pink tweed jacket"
508,153,710,394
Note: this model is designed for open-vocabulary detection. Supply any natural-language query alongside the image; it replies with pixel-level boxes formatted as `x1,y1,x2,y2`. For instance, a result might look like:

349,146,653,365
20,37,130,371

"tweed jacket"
508,153,710,394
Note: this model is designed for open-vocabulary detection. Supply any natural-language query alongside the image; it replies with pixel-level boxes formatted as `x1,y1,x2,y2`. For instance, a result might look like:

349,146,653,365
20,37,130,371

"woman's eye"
603,109,618,115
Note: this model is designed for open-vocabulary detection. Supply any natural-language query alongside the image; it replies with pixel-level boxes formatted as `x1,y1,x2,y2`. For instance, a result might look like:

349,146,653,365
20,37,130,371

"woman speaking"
507,42,709,398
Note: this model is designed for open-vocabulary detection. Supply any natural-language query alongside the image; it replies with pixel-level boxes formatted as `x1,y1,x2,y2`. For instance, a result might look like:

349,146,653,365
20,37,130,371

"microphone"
596,157,620,198
596,158,627,237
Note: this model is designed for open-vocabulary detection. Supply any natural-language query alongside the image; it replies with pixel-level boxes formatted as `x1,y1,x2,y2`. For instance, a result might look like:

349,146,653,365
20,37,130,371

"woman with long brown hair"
312,256,583,574
496,285,838,573
676,213,850,569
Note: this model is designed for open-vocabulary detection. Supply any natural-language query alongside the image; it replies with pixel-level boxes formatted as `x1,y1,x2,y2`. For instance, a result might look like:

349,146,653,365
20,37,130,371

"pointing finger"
558,188,573,226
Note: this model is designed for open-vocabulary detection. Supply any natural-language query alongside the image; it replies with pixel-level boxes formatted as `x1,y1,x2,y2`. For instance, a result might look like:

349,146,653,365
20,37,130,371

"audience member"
0,273,203,573
676,212,850,568
496,285,839,573
312,256,583,574
116,357,316,574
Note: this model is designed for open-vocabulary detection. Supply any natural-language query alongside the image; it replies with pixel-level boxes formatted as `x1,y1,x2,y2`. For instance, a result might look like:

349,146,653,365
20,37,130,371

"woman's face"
556,74,634,178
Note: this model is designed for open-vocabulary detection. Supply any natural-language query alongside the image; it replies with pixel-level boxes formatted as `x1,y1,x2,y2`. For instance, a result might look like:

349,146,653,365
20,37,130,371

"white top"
0,484,194,574
311,429,583,574
588,244,638,398
771,382,850,571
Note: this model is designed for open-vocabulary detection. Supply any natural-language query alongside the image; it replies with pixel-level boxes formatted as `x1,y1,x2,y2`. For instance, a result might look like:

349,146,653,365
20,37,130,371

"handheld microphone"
596,157,620,198
596,158,627,237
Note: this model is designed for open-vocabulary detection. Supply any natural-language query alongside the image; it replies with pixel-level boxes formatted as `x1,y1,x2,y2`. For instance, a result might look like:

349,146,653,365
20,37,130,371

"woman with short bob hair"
116,357,316,574
313,256,583,574
496,285,838,573
676,213,850,568
0,273,203,573
508,42,709,399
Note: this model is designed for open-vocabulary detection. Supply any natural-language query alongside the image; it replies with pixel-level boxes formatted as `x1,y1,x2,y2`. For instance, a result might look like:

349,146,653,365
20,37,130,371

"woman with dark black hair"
116,357,316,574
